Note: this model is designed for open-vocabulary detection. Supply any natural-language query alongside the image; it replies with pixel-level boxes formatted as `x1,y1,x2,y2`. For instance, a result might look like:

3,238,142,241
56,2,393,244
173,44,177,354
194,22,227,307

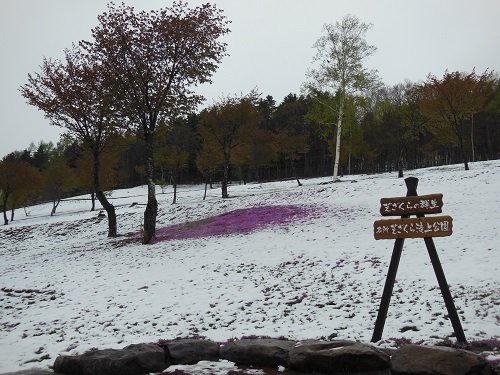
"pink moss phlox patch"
153,204,321,243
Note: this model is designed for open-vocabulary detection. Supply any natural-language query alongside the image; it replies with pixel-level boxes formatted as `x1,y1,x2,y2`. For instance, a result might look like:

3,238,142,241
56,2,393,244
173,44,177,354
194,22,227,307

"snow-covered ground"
0,161,499,373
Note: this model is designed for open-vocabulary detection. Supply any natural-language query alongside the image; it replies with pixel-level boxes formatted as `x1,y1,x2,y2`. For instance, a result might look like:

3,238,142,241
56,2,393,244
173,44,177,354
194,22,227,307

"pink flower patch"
153,205,320,243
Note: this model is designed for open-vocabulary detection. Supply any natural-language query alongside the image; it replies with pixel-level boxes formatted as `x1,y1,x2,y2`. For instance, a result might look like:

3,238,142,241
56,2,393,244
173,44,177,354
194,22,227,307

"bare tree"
86,2,230,243
305,14,379,181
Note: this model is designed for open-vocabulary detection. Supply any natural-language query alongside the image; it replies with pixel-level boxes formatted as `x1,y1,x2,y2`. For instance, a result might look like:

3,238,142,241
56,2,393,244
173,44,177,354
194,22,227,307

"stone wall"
20,338,496,375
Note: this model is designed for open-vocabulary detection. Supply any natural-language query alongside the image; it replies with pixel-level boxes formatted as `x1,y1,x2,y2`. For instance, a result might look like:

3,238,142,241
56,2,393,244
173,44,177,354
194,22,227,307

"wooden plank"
380,194,443,216
374,215,453,240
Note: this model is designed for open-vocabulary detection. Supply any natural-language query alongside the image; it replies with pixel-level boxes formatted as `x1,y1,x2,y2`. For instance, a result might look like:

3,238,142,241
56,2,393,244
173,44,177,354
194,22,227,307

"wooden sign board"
374,215,453,240
380,194,443,216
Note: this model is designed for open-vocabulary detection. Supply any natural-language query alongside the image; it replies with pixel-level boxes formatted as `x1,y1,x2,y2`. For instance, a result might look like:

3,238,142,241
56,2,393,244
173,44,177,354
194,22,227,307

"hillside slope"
0,161,499,372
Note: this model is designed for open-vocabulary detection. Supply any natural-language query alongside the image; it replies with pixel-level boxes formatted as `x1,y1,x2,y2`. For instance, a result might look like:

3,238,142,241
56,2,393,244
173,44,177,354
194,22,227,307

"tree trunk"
90,192,96,211
221,175,228,198
2,195,8,225
92,151,117,237
333,98,345,181
95,191,116,235
398,149,404,178
463,157,469,171
348,151,351,175
458,134,469,171
160,167,166,194
453,120,470,171
143,136,158,244
143,181,158,243
51,200,60,216
485,120,493,160
221,152,230,198
290,158,302,186
470,113,475,162
203,181,208,201
10,208,14,222
172,171,177,205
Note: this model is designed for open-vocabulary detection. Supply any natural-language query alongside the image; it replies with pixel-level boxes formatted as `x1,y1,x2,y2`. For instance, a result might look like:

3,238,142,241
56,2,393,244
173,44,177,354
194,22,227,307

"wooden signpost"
371,177,467,344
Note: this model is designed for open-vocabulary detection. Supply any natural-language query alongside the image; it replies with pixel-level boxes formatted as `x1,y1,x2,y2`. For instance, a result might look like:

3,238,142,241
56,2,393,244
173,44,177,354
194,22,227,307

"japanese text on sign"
379,194,443,216
374,216,453,240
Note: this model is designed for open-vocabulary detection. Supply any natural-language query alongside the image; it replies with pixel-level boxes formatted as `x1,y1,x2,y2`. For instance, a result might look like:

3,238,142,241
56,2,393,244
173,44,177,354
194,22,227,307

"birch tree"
305,14,378,181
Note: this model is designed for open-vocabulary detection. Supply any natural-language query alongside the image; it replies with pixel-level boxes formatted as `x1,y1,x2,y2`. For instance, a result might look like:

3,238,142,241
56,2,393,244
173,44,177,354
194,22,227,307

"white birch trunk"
333,99,344,181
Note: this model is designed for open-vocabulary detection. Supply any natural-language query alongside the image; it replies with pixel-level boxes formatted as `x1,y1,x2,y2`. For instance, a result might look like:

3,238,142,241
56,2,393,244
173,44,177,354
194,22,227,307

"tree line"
2,76,499,224
1,7,498,244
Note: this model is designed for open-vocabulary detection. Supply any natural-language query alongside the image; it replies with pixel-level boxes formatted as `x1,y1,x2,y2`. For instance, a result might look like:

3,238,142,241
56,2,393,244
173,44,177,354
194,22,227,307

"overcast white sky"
1,0,499,158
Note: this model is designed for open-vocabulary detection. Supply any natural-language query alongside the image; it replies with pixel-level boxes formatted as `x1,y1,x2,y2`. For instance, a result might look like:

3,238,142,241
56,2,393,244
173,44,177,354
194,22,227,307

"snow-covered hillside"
0,161,499,372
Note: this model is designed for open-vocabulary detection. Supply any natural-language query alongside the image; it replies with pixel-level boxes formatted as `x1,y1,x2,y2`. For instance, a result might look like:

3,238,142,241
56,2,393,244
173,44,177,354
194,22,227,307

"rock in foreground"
53,343,168,375
390,344,492,375
288,340,390,374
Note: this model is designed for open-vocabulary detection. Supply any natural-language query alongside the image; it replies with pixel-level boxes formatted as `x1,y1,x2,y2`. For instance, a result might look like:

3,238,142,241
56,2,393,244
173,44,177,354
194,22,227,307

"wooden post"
371,177,466,343
371,177,416,343
371,238,404,342
423,237,467,343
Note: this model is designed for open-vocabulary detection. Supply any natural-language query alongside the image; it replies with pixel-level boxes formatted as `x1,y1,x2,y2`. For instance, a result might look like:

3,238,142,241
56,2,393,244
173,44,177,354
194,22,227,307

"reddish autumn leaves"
412,70,494,171
20,2,230,242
